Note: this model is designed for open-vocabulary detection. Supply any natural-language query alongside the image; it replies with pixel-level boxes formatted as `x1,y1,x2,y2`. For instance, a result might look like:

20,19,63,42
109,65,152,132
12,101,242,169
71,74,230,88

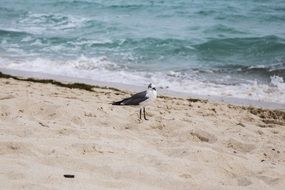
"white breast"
140,89,157,106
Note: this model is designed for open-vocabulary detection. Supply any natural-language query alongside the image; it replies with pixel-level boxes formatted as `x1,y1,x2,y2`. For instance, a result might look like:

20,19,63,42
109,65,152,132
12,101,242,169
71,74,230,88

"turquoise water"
1,0,285,103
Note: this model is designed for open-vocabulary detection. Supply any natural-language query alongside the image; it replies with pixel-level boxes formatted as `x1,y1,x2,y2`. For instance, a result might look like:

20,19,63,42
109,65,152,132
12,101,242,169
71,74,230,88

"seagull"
112,83,157,120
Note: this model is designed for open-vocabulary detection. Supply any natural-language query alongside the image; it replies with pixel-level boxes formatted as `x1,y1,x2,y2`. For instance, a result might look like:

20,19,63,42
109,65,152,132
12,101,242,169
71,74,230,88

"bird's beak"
152,87,156,91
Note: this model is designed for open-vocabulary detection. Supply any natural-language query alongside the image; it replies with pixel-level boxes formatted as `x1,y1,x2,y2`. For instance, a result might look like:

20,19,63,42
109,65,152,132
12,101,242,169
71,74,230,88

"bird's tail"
111,100,123,105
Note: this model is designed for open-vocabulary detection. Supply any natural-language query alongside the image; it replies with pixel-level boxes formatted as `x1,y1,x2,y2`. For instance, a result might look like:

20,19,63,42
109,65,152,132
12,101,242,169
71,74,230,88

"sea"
1,0,285,104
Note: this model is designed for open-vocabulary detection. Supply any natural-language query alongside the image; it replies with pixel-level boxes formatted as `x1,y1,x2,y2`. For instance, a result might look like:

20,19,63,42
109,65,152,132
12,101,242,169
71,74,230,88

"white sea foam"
270,75,285,91
17,13,88,34
69,39,113,46
1,56,285,104
21,36,33,42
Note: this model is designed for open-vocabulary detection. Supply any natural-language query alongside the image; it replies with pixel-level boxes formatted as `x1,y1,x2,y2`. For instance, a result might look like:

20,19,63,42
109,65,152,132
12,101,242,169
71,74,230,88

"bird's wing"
131,90,147,99
121,90,149,105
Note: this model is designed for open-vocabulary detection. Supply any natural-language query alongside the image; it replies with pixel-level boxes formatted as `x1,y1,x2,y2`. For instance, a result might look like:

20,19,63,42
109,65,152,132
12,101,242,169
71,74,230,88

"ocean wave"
205,62,285,78
69,36,285,61
53,0,104,8
195,35,285,55
240,64,285,77
107,4,148,10
1,34,285,78
1,56,285,104
194,36,285,67
203,24,247,35
0,29,30,37
0,7,27,18
2,28,284,57
16,12,88,34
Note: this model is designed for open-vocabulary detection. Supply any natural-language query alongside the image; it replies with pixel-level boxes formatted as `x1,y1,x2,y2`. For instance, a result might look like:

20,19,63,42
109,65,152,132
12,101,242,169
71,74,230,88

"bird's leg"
143,107,148,120
139,108,142,120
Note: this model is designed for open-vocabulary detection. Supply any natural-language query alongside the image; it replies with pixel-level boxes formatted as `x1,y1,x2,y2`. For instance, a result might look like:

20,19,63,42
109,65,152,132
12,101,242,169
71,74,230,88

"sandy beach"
0,74,285,190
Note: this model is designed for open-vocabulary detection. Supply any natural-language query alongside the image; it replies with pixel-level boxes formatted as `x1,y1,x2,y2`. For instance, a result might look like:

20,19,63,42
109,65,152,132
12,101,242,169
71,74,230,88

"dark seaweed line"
0,71,123,93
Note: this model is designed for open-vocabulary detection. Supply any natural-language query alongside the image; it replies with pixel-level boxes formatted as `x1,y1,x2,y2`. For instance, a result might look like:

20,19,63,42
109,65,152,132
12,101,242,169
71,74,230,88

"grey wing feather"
131,90,147,99
121,90,149,105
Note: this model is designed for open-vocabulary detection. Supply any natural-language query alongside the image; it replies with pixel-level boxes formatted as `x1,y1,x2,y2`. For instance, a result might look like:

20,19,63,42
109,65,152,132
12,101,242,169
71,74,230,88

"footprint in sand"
0,105,11,118
179,173,192,179
40,105,60,118
0,95,15,100
237,177,252,186
0,142,31,155
71,116,84,126
5,171,25,180
226,138,256,153
71,143,113,155
189,129,217,143
58,128,74,136
258,175,281,185
0,112,10,117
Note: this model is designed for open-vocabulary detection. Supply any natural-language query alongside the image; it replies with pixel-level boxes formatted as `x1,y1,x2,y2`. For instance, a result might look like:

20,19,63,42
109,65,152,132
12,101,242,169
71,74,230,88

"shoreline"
1,69,285,122
1,67,285,110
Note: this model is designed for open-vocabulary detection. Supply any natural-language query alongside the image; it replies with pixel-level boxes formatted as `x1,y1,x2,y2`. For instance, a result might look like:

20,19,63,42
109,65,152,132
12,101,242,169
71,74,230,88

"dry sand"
0,76,285,190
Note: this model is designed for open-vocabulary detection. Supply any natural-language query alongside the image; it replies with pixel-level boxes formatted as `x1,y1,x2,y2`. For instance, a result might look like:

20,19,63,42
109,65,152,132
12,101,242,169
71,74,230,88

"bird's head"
148,83,156,91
